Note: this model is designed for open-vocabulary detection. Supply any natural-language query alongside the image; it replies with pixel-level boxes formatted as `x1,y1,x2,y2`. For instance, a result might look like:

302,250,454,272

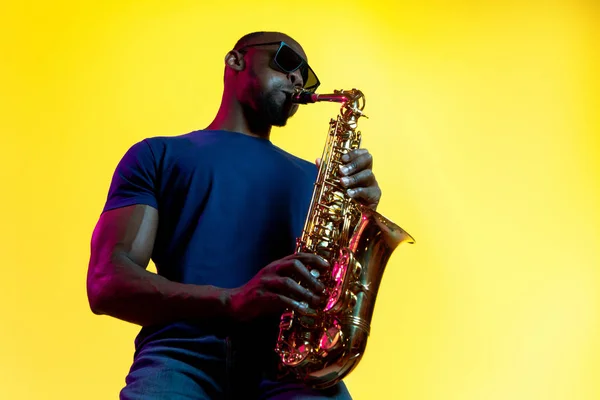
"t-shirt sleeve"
102,139,159,213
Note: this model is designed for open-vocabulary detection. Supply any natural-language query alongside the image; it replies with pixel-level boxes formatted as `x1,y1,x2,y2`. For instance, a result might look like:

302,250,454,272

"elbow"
88,291,107,315
87,267,117,316
87,281,110,315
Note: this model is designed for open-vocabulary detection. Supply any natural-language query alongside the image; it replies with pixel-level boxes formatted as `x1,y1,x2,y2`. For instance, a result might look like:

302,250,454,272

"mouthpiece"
291,91,320,104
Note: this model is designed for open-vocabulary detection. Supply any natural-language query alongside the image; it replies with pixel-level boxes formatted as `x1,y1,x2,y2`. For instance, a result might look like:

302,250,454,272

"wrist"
219,287,236,322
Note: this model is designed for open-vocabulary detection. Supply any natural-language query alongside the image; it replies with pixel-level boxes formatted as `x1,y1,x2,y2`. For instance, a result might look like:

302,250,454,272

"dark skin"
87,32,381,327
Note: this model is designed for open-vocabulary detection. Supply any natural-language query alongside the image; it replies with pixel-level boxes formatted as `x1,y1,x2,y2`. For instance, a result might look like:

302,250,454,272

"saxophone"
274,88,415,388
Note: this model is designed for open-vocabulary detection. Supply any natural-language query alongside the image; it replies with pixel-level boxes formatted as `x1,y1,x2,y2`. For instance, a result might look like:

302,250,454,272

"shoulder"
141,131,196,151
132,130,211,162
142,130,239,152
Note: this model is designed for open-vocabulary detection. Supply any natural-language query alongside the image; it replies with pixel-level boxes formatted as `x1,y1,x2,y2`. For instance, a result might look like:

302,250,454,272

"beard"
241,78,299,130
257,89,292,127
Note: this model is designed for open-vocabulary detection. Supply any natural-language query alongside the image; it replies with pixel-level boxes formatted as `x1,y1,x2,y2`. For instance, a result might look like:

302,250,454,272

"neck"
205,90,272,140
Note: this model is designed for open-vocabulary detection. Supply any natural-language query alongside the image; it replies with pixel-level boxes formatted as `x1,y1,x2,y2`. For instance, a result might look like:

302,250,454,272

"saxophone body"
274,89,415,388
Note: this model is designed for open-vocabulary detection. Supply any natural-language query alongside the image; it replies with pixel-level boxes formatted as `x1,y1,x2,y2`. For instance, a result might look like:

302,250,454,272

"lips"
280,91,298,115
280,90,294,103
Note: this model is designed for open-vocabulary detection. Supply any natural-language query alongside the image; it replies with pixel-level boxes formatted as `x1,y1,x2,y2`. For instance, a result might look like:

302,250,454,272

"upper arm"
88,139,160,292
90,204,158,271
86,204,158,313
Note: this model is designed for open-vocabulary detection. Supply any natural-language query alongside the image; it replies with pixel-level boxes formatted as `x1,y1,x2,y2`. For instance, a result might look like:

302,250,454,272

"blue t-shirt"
102,129,317,344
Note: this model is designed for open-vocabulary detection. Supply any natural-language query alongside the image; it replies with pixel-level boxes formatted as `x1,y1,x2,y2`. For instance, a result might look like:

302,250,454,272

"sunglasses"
237,41,320,93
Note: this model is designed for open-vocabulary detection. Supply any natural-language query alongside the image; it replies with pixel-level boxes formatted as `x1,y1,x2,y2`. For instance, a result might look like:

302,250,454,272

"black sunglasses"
237,41,320,93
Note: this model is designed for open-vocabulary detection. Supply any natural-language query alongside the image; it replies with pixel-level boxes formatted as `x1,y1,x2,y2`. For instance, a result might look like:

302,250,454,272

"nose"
288,68,304,89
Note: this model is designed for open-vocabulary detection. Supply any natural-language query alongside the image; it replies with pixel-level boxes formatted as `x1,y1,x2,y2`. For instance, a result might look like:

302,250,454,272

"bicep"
90,204,159,271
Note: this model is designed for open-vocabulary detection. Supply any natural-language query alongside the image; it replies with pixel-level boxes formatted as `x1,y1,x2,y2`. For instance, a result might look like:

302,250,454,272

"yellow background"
1,1,598,399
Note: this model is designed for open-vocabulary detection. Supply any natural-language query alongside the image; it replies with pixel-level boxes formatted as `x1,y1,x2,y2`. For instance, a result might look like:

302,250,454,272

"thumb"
315,158,321,169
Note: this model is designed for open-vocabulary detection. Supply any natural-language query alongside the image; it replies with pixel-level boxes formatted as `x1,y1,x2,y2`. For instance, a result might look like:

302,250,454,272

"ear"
225,50,245,72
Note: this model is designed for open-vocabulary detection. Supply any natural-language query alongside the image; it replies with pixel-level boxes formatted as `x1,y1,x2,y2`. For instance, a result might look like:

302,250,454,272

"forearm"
87,253,232,327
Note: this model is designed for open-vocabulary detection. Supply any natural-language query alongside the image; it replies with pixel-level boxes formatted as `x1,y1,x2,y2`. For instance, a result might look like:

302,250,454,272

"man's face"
239,41,307,127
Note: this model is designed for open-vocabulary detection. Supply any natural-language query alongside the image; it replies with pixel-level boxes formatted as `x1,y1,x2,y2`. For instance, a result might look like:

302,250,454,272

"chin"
272,104,297,127
263,93,297,127
271,117,289,127
266,106,292,127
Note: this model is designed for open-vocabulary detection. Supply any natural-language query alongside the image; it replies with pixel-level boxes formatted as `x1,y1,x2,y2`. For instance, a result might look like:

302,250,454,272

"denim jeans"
119,322,352,400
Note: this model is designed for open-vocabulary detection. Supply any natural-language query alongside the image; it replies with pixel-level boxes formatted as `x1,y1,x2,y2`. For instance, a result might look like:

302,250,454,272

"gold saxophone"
274,88,415,388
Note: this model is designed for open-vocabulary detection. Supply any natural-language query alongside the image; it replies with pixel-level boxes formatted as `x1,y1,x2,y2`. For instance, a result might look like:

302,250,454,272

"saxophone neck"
292,88,367,118
292,89,362,104
292,92,348,104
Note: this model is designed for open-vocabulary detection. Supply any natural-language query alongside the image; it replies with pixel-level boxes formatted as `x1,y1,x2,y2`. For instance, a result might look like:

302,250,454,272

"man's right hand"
227,253,329,323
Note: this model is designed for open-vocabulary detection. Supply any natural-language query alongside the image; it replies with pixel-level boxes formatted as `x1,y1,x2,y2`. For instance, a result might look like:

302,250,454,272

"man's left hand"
316,149,381,210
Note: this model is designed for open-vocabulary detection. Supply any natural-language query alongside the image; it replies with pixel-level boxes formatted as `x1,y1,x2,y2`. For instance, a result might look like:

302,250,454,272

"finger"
347,186,381,207
276,295,317,316
280,253,330,272
260,292,312,315
315,157,322,169
289,258,327,293
339,169,376,189
276,258,326,293
261,275,323,308
339,151,373,177
292,254,331,284
293,253,330,271
268,277,324,307
341,148,368,163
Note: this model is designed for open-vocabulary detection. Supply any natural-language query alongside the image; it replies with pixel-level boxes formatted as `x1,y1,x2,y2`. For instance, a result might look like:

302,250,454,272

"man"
87,31,382,399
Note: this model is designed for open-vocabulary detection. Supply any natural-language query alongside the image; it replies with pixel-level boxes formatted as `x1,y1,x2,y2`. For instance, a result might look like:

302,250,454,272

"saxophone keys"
318,324,342,352
352,262,362,279
279,310,295,330
347,292,358,309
